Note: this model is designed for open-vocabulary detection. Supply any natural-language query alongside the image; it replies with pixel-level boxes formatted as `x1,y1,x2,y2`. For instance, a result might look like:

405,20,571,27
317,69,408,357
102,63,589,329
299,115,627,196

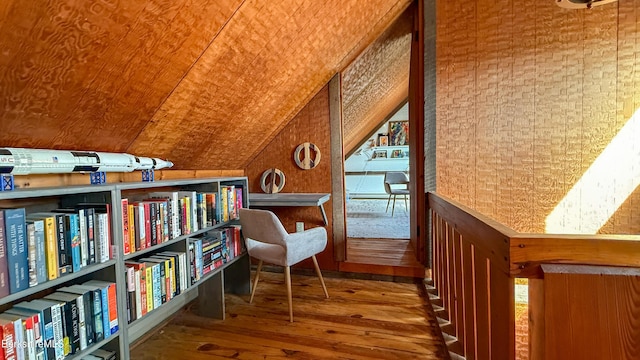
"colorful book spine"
78,208,88,268
30,220,47,285
0,210,10,298
26,222,38,287
121,199,130,255
4,208,28,294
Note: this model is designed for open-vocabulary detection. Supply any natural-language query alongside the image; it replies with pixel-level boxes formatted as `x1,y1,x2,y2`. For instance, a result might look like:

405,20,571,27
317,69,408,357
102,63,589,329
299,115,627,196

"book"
30,299,66,358
25,223,38,288
121,199,130,255
0,313,25,360
0,317,17,360
14,299,62,360
26,220,47,285
28,213,70,277
74,283,109,341
90,348,116,360
0,210,10,298
44,292,81,354
57,286,95,348
77,209,88,268
148,192,180,239
83,208,96,265
24,214,58,281
81,281,117,336
4,208,28,294
4,308,44,360
67,284,103,344
60,214,81,273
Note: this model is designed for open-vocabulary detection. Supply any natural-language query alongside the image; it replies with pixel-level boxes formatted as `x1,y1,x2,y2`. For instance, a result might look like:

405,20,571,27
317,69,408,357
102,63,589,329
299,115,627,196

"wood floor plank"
131,271,448,359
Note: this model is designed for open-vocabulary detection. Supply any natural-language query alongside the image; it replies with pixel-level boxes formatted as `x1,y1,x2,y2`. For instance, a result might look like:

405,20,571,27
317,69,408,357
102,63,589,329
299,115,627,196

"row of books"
124,251,188,324
0,280,118,360
189,226,242,285
0,205,112,297
121,185,243,255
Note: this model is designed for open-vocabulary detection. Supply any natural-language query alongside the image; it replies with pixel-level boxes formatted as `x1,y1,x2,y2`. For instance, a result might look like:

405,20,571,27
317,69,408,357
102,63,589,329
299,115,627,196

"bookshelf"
0,177,251,360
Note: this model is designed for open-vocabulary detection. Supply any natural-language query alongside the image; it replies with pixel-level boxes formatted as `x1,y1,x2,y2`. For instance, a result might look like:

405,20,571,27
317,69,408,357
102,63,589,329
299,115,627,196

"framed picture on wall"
389,120,409,146
373,150,387,159
378,135,389,147
390,149,403,158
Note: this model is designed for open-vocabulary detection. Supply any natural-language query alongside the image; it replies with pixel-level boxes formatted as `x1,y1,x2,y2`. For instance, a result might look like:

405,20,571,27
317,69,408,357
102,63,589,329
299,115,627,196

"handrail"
427,191,640,360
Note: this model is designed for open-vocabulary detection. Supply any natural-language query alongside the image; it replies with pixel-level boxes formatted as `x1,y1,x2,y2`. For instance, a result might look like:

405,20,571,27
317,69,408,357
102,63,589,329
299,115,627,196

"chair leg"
386,194,392,212
404,194,408,211
249,260,263,304
312,255,329,298
392,195,397,216
285,266,293,322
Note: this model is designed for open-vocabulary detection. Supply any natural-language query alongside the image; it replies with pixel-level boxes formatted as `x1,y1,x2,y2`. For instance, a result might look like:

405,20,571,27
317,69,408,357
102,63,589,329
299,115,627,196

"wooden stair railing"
428,192,640,360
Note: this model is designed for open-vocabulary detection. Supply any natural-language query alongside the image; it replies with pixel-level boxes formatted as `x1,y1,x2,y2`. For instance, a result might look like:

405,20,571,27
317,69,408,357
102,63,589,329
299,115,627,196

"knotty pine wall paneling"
435,0,640,234
244,85,336,271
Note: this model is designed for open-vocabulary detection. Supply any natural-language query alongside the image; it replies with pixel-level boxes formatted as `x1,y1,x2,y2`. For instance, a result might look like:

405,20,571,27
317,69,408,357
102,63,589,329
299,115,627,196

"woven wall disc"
260,168,286,193
294,142,321,169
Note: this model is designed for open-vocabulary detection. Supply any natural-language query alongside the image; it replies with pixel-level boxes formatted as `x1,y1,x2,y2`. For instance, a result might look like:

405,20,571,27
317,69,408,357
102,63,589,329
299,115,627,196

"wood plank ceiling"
342,7,413,156
0,0,411,170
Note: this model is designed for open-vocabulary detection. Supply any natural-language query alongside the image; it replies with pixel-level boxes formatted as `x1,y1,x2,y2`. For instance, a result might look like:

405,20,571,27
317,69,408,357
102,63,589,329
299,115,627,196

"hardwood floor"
130,271,448,359
340,238,426,278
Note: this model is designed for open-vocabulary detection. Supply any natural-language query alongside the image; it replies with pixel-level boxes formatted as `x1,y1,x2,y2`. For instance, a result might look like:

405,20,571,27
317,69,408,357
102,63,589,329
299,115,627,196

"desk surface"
249,193,331,207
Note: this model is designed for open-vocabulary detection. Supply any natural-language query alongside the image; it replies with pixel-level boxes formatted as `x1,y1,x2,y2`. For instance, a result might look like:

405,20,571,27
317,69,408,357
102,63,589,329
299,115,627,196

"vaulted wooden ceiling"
0,0,411,170
342,7,413,156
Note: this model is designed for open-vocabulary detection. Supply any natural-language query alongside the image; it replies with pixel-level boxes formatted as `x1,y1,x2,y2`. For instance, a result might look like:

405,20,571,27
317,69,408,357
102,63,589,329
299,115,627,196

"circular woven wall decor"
260,168,286,193
294,142,321,170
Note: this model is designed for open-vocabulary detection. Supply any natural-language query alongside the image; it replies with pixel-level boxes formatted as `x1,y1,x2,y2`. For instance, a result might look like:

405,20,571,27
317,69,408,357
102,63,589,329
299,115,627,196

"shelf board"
116,177,248,190
65,330,120,360
0,183,113,200
126,252,247,342
0,259,117,307
123,221,238,260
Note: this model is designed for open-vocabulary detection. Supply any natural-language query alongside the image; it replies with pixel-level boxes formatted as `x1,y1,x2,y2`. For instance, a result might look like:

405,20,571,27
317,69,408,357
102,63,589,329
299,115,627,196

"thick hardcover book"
14,299,60,360
4,208,28,294
5,307,45,360
141,258,167,304
0,210,10,298
77,209,88,268
91,349,116,360
160,251,187,293
127,204,135,254
68,284,103,343
34,299,68,357
25,214,58,281
121,199,130,255
0,313,25,360
83,208,96,265
141,262,161,308
0,317,17,360
148,192,180,239
74,204,111,263
125,262,146,317
26,223,38,287
44,293,81,354
60,214,81,273
74,284,108,341
147,202,157,247
144,267,153,313
27,219,47,285
124,266,136,323
59,286,95,347
82,280,117,335
152,254,177,297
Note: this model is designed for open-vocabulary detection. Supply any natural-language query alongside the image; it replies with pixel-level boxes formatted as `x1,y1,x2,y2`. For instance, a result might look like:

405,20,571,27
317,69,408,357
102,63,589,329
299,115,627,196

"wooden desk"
249,193,331,225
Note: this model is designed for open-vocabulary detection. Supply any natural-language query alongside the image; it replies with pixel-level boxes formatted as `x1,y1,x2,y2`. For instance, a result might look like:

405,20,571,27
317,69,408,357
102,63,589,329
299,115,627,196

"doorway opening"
345,103,410,240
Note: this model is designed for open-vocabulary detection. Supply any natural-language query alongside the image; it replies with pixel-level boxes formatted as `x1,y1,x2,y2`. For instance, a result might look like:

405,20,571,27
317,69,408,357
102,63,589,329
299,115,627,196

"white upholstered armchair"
239,208,329,322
